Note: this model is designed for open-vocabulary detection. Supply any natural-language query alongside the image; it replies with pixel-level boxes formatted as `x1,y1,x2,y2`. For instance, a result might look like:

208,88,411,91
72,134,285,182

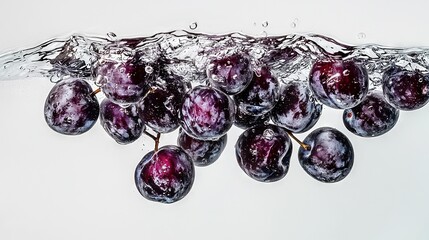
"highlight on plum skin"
99,98,144,144
234,66,279,116
134,145,195,204
139,71,188,134
44,78,99,135
309,58,369,109
298,127,354,183
271,80,322,133
180,85,235,140
93,57,152,104
233,106,270,130
235,124,292,183
382,66,429,111
343,91,400,137
177,129,227,167
206,53,253,95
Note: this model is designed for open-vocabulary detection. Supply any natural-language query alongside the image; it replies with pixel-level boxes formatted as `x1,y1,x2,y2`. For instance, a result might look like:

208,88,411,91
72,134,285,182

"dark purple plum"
298,127,354,183
206,53,253,95
343,91,399,137
234,66,279,116
94,57,152,104
180,86,235,140
382,66,429,111
134,145,195,204
235,124,292,182
44,78,99,135
139,72,187,133
309,58,369,109
177,129,227,167
271,81,322,133
234,106,269,130
100,99,144,144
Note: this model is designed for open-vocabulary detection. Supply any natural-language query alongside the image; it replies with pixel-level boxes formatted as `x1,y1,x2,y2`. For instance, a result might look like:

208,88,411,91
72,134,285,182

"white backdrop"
0,0,428,239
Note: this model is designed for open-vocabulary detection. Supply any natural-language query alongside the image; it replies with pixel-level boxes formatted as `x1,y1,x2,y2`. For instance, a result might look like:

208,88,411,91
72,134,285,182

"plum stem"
154,132,161,152
90,88,101,96
287,131,310,150
143,130,161,152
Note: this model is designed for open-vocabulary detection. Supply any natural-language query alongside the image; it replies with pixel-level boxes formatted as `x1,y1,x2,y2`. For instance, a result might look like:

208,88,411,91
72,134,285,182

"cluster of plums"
44,49,429,203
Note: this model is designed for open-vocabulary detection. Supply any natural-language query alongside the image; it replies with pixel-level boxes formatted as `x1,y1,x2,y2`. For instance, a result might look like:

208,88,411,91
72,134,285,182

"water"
1,30,429,88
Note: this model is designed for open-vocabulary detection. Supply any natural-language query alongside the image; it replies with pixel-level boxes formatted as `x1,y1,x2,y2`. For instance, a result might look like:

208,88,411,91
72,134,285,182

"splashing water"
1,30,429,89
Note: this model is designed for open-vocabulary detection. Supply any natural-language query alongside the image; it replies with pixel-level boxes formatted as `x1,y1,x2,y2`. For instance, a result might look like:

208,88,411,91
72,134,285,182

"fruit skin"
180,86,235,140
233,106,269,130
207,53,253,95
99,98,144,144
44,78,99,135
298,127,354,183
309,58,369,109
235,124,292,183
134,145,195,204
343,91,399,137
234,66,279,116
382,66,429,111
271,80,322,133
139,72,187,133
94,57,151,104
177,129,227,167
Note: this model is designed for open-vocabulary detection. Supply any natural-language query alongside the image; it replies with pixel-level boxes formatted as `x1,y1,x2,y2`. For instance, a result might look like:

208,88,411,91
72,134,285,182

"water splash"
1,30,429,89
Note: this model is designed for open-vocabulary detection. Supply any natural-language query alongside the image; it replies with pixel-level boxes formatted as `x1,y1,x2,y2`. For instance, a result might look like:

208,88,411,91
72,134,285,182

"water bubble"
261,31,268,38
358,32,366,39
262,21,269,28
189,22,198,30
290,22,297,28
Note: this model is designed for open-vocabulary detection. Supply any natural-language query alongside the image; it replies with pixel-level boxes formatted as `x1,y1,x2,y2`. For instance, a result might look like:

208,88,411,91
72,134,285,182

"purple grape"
382,66,429,111
177,129,227,167
134,145,195,204
343,91,399,137
139,72,187,133
234,106,269,130
234,66,279,116
271,81,322,133
298,127,354,183
94,57,152,104
99,99,144,144
206,53,253,95
44,78,99,135
180,86,235,140
235,124,292,183
309,58,369,109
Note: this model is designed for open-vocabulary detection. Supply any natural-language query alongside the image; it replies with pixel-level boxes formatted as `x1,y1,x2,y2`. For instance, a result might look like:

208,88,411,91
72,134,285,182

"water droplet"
107,32,117,40
263,129,274,140
189,22,198,30
358,32,366,39
262,21,269,28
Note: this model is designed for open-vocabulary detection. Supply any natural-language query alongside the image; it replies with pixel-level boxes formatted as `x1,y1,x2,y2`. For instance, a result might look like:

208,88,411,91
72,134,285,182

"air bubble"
145,66,154,74
358,32,366,39
290,22,296,28
263,129,274,140
107,32,117,40
189,22,198,30
343,70,350,76
262,21,269,28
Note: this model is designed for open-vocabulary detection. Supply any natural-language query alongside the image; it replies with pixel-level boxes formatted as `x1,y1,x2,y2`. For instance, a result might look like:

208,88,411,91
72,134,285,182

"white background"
1,0,429,239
